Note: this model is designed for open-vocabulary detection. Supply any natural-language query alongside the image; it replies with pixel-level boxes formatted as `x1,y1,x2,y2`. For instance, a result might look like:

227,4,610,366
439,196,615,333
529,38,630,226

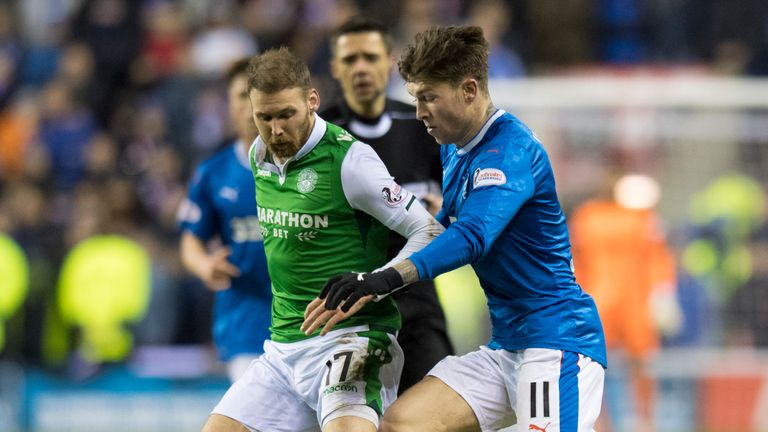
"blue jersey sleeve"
410,133,536,279
178,165,217,241
434,207,450,228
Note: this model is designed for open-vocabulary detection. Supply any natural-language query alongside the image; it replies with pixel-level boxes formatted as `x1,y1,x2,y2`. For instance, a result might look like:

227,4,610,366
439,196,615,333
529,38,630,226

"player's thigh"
323,413,377,432
383,347,515,431
315,329,403,429
380,376,480,432
513,349,604,432
213,351,319,432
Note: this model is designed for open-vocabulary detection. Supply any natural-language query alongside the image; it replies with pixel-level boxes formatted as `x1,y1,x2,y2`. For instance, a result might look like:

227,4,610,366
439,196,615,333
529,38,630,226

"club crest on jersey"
473,168,506,188
297,168,318,193
337,131,355,142
381,182,405,207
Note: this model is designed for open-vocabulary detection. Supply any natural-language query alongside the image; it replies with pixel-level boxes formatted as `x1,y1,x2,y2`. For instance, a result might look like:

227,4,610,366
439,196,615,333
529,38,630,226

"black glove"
320,267,404,312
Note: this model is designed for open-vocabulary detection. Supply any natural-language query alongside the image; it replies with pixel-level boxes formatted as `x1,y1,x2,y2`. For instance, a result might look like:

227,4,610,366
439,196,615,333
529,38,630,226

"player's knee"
322,404,378,432
379,404,418,432
202,414,252,432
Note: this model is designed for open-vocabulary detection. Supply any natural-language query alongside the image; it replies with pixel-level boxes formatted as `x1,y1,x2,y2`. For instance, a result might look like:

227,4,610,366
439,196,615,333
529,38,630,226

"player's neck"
456,99,495,148
346,95,385,120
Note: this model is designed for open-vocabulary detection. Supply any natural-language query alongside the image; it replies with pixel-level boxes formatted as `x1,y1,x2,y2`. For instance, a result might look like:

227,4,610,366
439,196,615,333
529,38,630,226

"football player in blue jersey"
303,25,607,432
177,58,271,382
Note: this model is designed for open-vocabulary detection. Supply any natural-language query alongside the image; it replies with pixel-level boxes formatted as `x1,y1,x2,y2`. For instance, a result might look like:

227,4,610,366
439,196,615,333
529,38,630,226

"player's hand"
300,268,403,336
322,268,403,311
201,247,241,291
301,294,374,336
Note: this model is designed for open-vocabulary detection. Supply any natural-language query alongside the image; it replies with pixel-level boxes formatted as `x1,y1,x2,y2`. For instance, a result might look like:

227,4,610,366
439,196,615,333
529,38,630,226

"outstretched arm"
180,232,241,291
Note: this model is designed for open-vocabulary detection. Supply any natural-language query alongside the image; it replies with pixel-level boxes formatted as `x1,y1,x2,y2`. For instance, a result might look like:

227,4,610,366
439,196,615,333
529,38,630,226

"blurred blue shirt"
178,141,271,360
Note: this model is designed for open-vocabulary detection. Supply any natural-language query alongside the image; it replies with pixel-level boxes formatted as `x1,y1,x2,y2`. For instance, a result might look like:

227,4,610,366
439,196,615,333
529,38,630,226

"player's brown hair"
247,47,311,94
398,25,489,92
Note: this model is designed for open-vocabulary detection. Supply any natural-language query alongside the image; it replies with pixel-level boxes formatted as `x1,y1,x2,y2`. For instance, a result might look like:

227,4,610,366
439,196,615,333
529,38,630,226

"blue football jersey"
409,110,606,366
178,142,271,360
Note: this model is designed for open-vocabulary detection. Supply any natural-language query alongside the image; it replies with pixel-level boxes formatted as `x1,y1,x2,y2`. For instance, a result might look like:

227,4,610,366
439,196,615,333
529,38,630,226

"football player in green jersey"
202,48,443,432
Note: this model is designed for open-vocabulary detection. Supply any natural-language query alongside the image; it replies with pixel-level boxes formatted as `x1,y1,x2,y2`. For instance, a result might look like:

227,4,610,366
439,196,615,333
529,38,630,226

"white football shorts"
429,346,604,432
211,325,403,431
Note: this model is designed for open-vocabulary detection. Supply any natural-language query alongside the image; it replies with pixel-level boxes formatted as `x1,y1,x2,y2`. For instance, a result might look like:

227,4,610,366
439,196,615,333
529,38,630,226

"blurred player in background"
570,173,681,432
320,15,453,394
304,25,606,432
203,48,443,432
177,58,271,382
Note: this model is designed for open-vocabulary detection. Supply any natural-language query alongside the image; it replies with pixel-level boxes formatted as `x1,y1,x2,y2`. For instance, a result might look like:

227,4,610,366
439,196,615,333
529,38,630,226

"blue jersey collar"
457,109,505,155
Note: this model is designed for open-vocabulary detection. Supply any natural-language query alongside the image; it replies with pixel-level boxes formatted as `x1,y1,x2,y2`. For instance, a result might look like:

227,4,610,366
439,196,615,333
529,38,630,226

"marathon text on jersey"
257,206,329,229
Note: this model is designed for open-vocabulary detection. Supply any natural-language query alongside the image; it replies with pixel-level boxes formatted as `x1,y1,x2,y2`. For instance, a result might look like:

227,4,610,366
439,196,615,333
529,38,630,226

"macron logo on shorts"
322,383,359,396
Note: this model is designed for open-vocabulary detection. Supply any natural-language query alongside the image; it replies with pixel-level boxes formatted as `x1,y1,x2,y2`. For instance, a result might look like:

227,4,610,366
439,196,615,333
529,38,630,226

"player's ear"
461,78,478,103
308,89,320,112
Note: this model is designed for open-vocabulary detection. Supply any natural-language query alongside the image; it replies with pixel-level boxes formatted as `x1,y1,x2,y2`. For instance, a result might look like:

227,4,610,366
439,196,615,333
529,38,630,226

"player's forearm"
392,259,420,285
382,200,444,268
180,233,209,279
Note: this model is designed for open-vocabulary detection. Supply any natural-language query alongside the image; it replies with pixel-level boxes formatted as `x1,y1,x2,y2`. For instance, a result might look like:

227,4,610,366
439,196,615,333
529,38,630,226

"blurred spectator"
189,0,257,77
238,0,300,50
1,179,64,364
466,0,525,78
0,3,22,108
682,174,767,349
392,0,459,50
647,0,696,63
524,0,594,70
190,83,229,155
131,1,189,87
70,0,142,126
0,91,40,180
596,0,648,63
570,173,681,432
55,42,97,111
17,0,71,87
38,79,97,191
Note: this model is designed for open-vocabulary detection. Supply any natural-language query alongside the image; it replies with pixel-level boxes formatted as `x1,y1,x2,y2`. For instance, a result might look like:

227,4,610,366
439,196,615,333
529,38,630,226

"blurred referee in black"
320,16,454,394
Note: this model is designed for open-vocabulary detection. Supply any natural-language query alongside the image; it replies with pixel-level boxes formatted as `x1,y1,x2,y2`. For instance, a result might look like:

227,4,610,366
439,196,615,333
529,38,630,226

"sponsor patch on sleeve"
472,168,506,188
381,181,406,207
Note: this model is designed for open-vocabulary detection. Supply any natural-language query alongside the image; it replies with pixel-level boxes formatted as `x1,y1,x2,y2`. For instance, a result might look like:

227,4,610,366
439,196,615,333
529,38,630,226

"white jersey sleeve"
340,141,443,267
